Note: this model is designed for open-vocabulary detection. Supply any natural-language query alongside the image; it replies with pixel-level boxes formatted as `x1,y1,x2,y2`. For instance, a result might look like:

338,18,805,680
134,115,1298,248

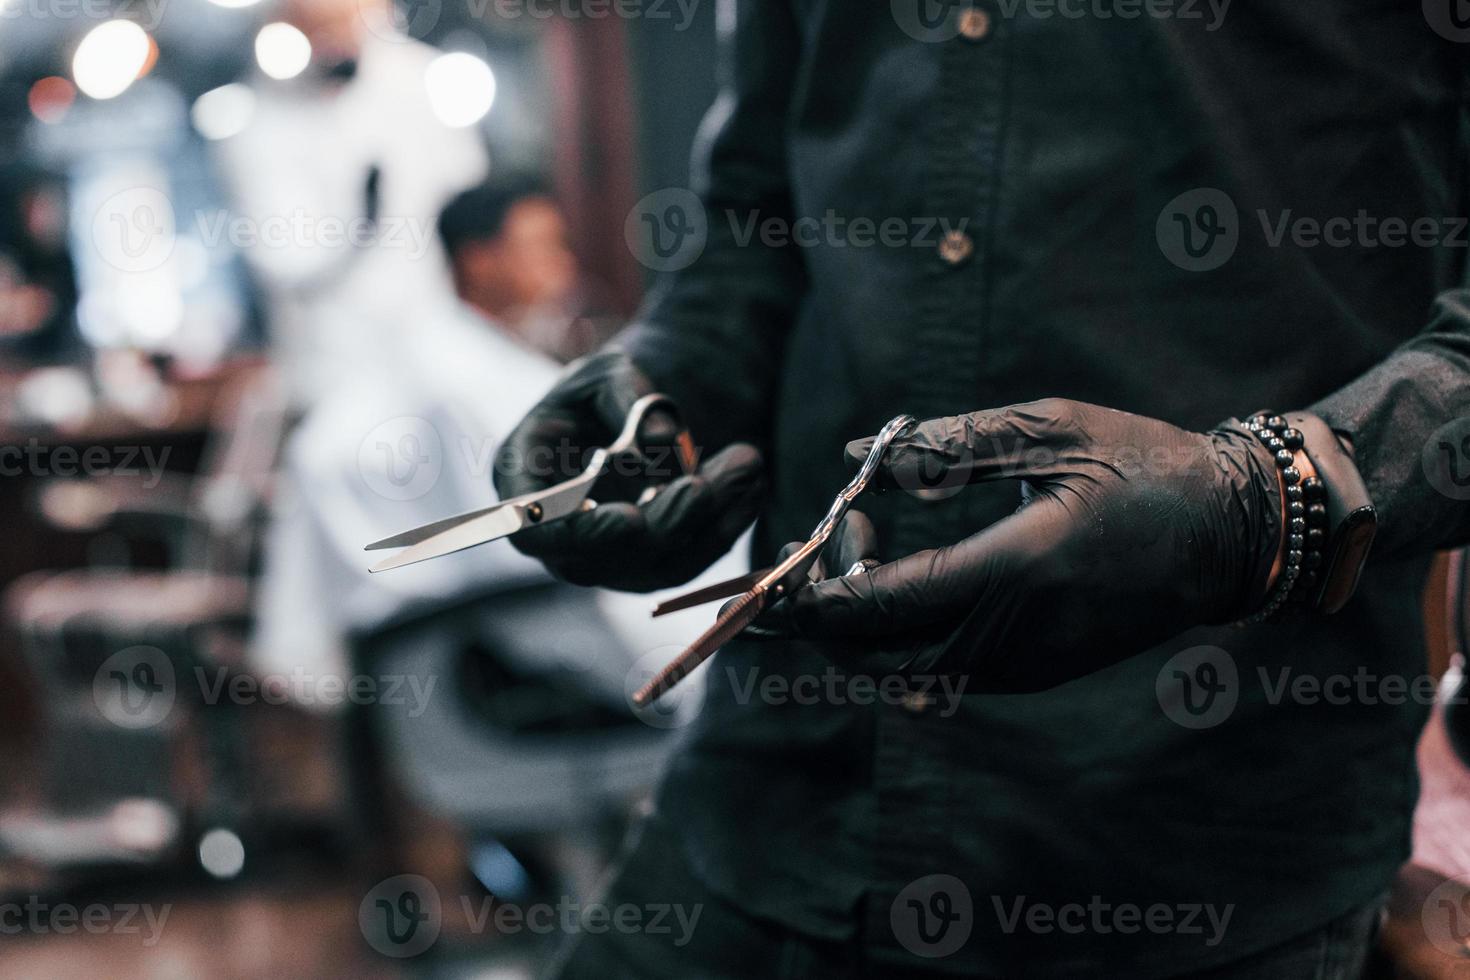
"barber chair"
2,367,288,870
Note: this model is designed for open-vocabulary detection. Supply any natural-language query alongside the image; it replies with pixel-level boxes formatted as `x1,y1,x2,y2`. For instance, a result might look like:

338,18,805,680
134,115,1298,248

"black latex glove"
495,349,765,591
759,398,1283,691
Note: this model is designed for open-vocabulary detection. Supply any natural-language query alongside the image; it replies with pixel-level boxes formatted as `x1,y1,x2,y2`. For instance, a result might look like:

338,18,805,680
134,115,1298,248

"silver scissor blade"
364,501,511,551
366,463,604,573
368,504,526,573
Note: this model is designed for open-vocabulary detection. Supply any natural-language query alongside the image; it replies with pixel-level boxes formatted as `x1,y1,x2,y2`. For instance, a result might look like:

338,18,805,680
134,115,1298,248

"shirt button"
958,7,992,42
938,230,974,266
901,690,933,715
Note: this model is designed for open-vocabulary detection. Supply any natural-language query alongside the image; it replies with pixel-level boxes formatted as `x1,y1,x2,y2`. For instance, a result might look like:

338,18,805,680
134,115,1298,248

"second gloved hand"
495,349,765,591
758,399,1284,691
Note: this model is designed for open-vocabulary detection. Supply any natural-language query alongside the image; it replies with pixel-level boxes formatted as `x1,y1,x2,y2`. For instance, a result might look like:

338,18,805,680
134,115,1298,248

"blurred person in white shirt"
213,0,487,406
251,182,746,700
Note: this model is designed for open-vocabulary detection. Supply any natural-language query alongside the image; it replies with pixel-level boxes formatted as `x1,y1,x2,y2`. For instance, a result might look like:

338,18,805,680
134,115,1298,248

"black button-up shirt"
623,1,1470,975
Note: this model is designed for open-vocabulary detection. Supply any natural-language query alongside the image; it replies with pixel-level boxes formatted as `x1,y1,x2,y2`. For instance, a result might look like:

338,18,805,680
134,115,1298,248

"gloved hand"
758,398,1284,691
495,349,765,591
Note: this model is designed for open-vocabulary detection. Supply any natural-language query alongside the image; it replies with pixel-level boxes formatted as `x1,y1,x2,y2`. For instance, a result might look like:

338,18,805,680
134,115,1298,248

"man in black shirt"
497,1,1470,975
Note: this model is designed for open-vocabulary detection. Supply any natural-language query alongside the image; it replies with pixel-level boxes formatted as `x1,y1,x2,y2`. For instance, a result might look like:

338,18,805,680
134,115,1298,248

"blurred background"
0,1,1467,978
0,0,749,976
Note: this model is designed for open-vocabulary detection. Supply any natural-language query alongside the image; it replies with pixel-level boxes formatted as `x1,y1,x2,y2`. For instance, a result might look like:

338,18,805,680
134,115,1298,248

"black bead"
1286,485,1303,502
1275,449,1295,468
1268,437,1286,452
1287,550,1304,566
1290,517,1307,533
1266,415,1286,430
1307,502,1327,524
1302,477,1325,500
1306,528,1325,548
1289,534,1304,550
1288,501,1305,517
1283,467,1302,484
1301,571,1320,589
1303,551,1322,569
1281,428,1304,450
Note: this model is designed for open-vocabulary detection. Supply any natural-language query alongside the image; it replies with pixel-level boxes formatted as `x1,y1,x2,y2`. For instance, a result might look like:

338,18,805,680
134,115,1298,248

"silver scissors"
364,393,697,573
632,413,916,707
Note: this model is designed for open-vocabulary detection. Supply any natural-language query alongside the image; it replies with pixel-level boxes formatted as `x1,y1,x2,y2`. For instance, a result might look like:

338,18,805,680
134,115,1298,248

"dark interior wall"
625,3,720,215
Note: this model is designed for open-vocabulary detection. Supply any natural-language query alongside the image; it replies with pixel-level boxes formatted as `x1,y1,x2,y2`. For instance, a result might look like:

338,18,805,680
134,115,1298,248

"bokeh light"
425,52,496,129
254,22,312,81
72,20,152,101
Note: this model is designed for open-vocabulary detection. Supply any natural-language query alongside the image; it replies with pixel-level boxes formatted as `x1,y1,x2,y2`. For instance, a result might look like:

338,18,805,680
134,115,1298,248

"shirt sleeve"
1311,288,1470,557
619,0,807,452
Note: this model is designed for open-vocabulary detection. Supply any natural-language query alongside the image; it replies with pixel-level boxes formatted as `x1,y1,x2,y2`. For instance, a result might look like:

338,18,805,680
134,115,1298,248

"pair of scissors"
631,413,916,707
364,394,697,573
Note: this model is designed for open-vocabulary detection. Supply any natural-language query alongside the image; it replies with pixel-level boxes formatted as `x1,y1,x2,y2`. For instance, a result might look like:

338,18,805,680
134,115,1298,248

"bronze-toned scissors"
631,413,916,707
363,394,697,573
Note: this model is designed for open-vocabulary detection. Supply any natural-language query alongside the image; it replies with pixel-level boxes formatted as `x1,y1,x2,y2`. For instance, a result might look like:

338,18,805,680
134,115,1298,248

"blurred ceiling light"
191,83,255,140
425,52,496,128
27,76,75,124
72,20,152,101
255,22,311,81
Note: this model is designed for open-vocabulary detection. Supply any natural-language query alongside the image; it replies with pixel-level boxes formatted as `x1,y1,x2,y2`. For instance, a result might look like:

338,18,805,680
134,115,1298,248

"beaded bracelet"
1238,414,1331,624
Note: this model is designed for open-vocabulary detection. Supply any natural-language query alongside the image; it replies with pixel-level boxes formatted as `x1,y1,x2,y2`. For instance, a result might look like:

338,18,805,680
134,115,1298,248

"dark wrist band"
1282,412,1377,614
1238,412,1376,622
1239,414,1327,623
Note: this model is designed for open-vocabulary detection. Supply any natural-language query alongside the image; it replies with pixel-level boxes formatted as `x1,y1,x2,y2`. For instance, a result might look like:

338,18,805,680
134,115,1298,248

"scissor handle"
753,413,916,595
604,393,699,477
